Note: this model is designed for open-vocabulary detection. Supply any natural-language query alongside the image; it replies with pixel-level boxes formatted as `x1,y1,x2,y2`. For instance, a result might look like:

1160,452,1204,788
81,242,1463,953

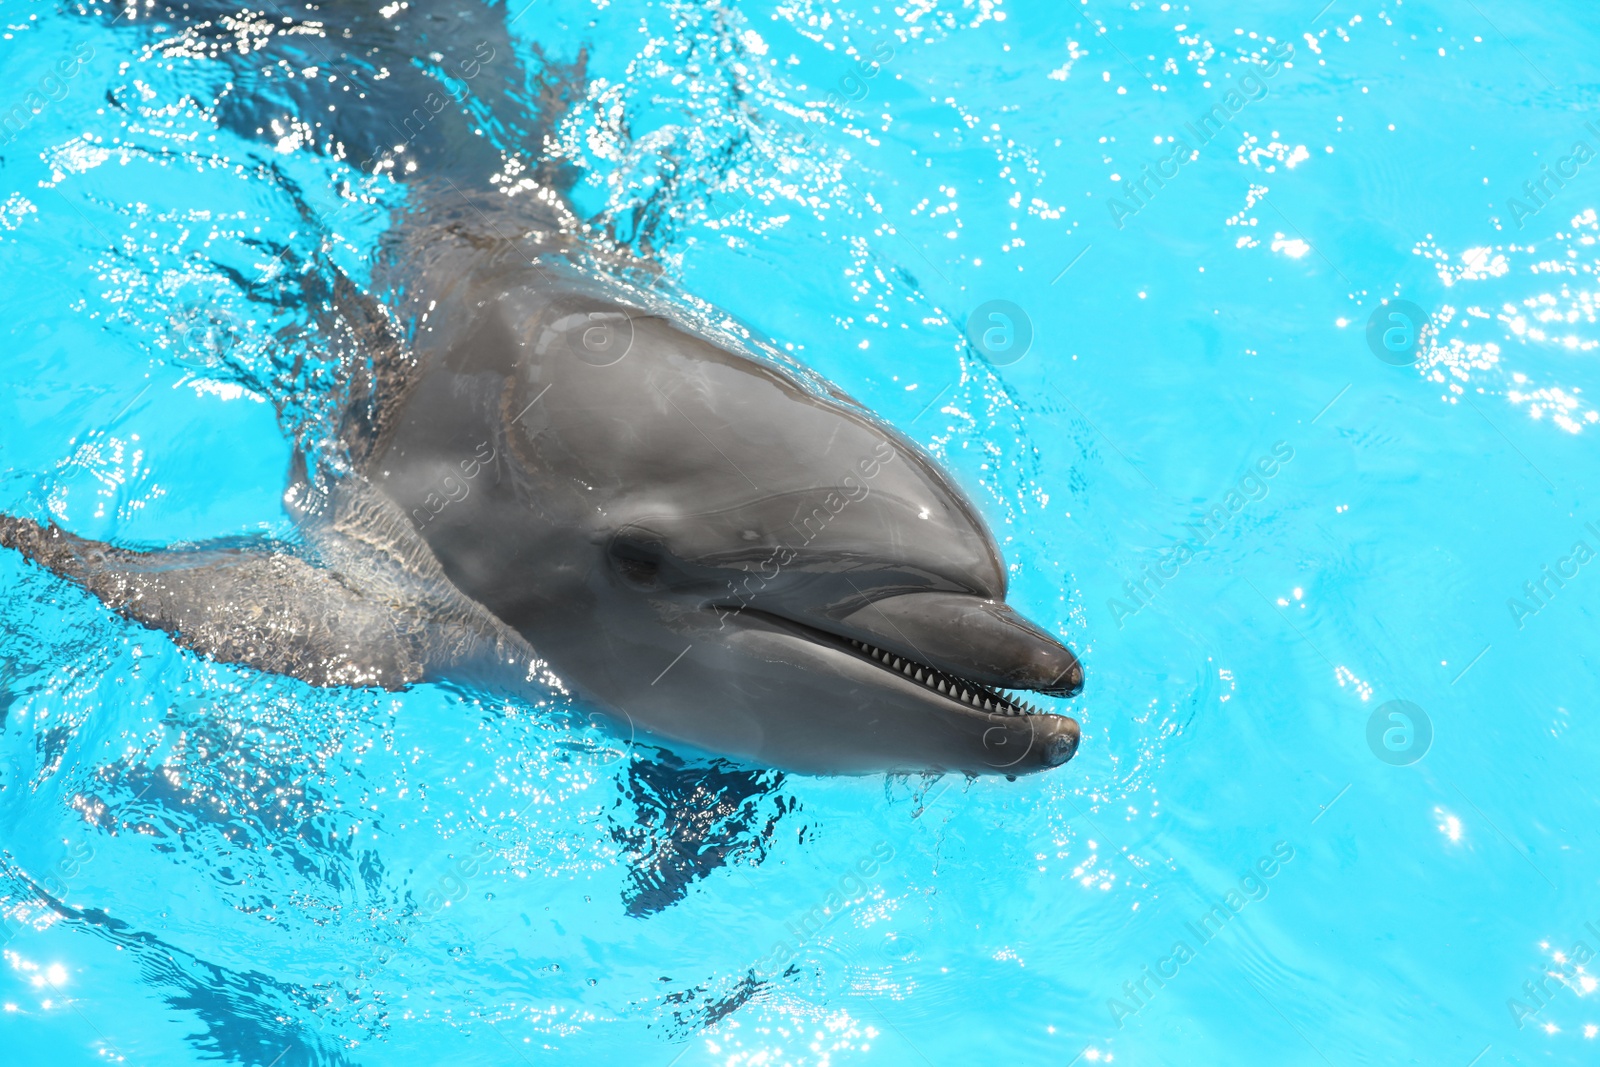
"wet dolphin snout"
1041,719,1081,766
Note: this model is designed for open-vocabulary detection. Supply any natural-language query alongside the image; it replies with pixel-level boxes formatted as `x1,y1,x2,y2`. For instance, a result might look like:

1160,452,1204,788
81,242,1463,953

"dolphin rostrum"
0,0,1084,776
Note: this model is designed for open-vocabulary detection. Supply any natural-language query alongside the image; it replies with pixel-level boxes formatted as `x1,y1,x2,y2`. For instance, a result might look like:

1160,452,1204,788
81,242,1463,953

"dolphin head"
596,490,1089,776
381,276,1085,776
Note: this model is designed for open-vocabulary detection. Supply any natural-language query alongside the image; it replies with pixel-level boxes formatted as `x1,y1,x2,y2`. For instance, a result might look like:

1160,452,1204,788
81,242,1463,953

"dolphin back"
110,0,584,195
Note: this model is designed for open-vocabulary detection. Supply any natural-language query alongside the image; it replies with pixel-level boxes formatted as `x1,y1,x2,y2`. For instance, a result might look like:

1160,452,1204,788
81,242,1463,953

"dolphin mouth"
721,608,1071,721
837,634,1049,718
705,600,1084,771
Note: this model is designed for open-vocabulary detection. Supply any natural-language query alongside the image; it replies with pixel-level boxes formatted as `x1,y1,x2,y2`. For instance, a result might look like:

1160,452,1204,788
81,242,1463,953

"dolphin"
0,0,1084,777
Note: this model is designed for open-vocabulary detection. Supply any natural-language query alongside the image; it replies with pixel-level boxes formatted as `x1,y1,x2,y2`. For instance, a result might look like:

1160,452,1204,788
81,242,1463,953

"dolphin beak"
1041,717,1082,767
837,591,1084,698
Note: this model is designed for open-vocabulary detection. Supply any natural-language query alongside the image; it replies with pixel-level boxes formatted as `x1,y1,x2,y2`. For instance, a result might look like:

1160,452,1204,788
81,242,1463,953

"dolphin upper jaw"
831,590,1085,698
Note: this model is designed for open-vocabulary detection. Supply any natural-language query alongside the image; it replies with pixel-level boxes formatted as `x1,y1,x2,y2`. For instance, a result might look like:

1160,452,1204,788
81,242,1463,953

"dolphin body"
1,0,1084,776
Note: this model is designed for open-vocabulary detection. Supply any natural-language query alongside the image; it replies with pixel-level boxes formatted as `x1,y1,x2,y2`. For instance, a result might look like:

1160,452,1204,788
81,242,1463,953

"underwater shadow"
609,747,797,917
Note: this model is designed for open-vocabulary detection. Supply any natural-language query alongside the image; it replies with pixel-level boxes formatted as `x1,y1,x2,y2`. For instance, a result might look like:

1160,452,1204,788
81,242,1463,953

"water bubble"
1365,699,1432,765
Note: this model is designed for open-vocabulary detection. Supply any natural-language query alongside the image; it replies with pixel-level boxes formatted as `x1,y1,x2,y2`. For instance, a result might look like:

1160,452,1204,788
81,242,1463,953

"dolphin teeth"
902,662,914,675
914,669,925,682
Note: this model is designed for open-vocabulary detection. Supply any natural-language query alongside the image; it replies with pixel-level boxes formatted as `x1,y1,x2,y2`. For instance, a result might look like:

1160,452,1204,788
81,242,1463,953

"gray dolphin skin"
0,0,1085,776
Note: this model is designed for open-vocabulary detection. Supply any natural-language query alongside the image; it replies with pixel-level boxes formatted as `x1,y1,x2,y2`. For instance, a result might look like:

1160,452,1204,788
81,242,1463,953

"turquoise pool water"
3,0,1599,1063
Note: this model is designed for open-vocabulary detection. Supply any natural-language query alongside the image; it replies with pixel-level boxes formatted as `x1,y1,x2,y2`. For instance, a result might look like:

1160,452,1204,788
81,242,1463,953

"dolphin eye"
607,535,663,589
